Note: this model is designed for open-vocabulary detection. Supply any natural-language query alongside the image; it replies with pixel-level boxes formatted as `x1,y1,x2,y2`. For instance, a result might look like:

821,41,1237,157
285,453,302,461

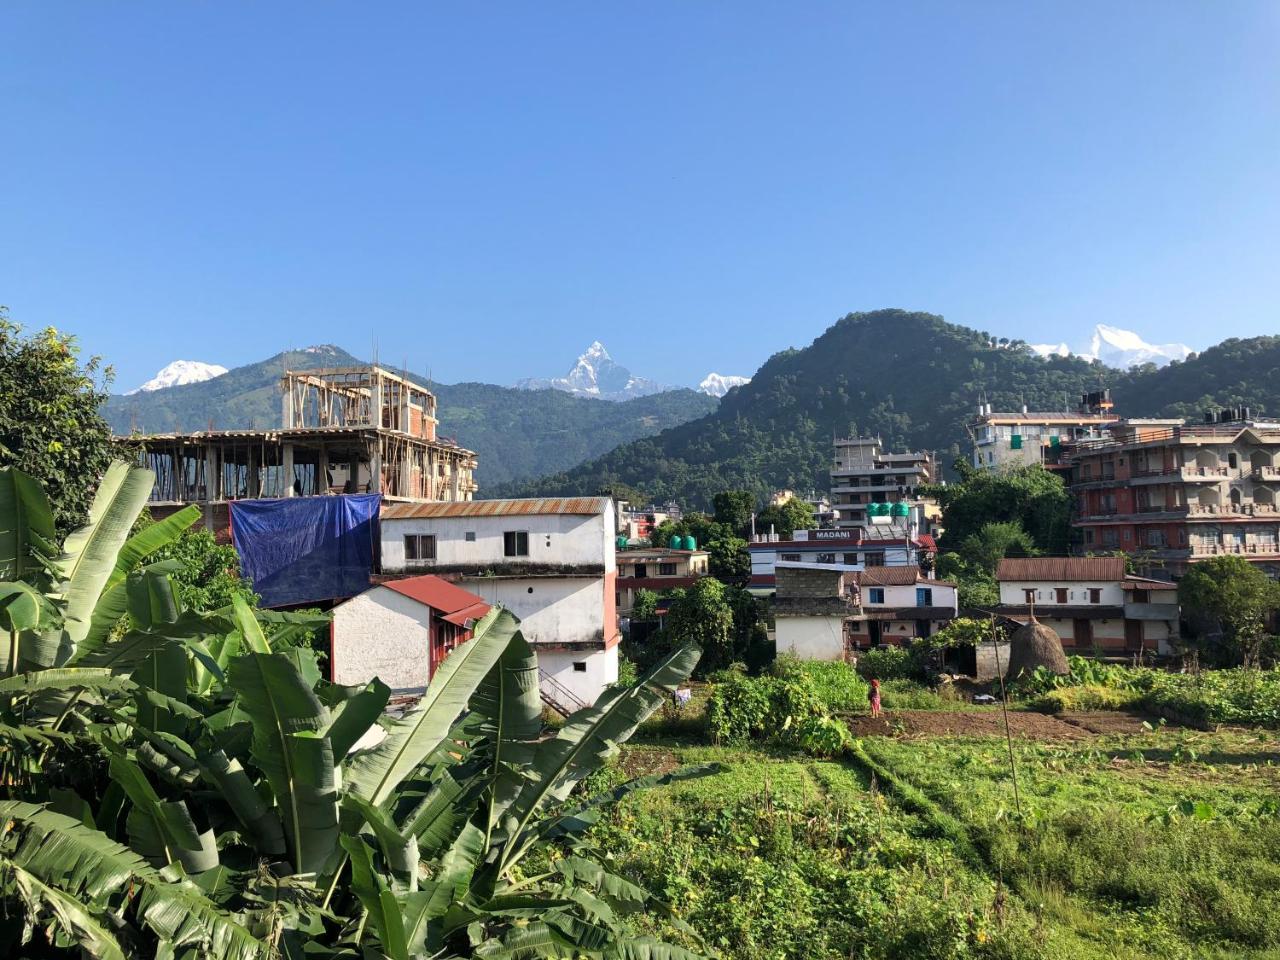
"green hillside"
102,346,717,489
507,309,1280,507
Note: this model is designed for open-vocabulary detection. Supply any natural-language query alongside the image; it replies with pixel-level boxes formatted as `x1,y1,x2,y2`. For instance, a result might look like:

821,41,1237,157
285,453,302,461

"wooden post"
317,443,329,495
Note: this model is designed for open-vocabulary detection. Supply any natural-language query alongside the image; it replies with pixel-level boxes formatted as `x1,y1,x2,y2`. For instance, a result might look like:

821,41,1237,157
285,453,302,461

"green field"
586,723,1280,960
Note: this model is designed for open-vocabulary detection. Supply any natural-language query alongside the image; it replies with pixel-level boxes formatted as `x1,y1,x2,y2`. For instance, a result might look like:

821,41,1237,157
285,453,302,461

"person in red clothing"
868,678,882,719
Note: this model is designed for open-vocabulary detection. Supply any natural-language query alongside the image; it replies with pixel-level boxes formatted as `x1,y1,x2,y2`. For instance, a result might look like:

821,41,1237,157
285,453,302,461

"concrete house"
847,565,959,648
773,565,860,660
378,497,619,707
995,556,1179,656
615,546,709,614
330,575,490,694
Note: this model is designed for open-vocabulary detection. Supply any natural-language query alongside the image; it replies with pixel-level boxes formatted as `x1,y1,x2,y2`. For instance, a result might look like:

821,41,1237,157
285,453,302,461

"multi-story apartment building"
614,546,710,614
830,437,935,531
378,497,618,707
968,392,1115,473
1068,411,1280,577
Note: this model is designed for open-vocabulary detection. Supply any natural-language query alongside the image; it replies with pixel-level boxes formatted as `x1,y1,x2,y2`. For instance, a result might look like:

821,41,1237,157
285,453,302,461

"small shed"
330,575,490,694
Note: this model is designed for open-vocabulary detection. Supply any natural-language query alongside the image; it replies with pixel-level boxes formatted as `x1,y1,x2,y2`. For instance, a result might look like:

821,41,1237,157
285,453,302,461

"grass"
590,723,1280,960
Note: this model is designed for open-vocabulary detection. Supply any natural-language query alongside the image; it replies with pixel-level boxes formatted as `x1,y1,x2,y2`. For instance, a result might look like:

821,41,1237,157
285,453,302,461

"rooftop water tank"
682,535,697,551
891,502,910,517
669,535,683,550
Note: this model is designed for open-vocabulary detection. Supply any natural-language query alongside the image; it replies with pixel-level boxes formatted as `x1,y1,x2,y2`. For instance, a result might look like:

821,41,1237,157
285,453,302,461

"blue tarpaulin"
230,494,381,608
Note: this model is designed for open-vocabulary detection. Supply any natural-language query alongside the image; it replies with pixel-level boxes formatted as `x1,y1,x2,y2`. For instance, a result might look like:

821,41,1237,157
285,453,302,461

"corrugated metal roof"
381,497,610,520
854,566,929,586
996,557,1125,582
380,575,491,624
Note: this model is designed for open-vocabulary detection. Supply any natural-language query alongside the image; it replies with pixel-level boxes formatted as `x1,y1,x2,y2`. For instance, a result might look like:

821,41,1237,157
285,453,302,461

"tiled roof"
382,497,610,519
996,557,1125,582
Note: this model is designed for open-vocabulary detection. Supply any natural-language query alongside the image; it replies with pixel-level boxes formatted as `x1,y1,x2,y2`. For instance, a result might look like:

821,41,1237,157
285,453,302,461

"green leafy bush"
706,670,777,745
877,679,970,711
772,656,869,711
706,668,851,756
856,646,918,681
1028,684,1142,713
1135,668,1280,728
792,714,853,758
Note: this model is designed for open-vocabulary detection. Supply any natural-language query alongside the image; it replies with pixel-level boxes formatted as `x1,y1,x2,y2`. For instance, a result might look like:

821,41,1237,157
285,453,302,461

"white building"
747,527,938,596
773,566,860,661
995,557,1178,656
848,565,959,648
379,497,619,707
830,437,935,531
330,576,490,694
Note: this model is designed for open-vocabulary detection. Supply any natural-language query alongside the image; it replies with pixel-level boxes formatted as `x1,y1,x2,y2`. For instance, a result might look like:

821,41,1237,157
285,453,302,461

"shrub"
877,679,969,711
706,670,776,745
773,656,869,712
793,714,853,758
856,646,918,681
1029,684,1142,714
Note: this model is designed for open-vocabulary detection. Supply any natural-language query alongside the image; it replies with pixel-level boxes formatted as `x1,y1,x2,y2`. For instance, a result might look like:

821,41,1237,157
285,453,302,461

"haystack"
1005,617,1069,680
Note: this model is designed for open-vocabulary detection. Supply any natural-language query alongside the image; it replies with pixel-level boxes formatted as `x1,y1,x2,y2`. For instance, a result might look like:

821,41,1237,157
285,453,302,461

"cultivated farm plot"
593,722,1280,960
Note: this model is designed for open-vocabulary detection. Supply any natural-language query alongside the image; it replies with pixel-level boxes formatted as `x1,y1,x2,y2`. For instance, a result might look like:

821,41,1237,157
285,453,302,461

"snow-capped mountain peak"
1026,324,1192,369
127,360,229,395
699,373,750,397
515,342,670,401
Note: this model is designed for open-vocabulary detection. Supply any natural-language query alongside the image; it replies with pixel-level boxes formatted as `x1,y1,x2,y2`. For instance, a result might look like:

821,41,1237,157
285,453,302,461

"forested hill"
502,309,1280,507
102,346,717,488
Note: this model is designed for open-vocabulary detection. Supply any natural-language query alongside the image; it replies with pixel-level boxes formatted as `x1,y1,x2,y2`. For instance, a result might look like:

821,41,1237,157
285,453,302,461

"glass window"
865,554,885,567
816,553,836,564
465,531,476,542
1089,588,1102,603
658,562,677,576
404,534,436,563
868,588,884,604
503,531,529,557
916,587,933,607
843,553,858,565
572,662,587,673
780,553,802,561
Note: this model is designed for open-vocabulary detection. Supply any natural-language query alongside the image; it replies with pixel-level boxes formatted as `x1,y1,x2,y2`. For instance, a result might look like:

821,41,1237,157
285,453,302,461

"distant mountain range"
506,310,1280,509
514,341,750,401
102,345,716,489
1029,323,1194,369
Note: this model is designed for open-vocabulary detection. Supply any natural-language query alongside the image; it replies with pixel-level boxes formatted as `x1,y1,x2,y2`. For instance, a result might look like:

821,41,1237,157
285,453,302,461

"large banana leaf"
29,461,155,669
79,504,201,651
346,607,518,809
8,862,126,960
0,467,57,583
495,645,701,877
469,631,542,839
0,800,268,960
228,651,339,874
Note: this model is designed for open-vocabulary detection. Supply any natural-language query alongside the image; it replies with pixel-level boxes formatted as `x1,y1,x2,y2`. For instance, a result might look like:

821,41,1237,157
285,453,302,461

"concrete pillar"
282,385,295,429
370,447,383,494
283,444,295,496
204,444,219,502
248,447,261,498
317,444,329,495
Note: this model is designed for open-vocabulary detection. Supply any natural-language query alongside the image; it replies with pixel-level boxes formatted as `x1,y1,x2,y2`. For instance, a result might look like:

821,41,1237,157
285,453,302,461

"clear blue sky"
2,3,1277,393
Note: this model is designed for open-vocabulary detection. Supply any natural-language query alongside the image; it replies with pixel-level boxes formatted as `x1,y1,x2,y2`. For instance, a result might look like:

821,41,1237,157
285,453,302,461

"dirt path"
846,709,1161,740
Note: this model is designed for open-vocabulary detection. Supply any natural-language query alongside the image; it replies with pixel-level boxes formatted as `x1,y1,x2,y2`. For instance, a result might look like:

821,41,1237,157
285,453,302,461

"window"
780,553,802,561
503,531,529,557
1055,588,1068,604
868,588,885,604
843,553,859,565
816,553,836,564
404,534,436,564
572,661,587,673
916,587,933,607
465,531,476,542
1229,452,1239,469
865,554,885,567
1147,529,1166,547
1089,588,1102,604
1101,529,1118,547
1084,529,1096,545
1132,589,1149,603
634,564,648,579
1023,588,1036,604
658,562,677,576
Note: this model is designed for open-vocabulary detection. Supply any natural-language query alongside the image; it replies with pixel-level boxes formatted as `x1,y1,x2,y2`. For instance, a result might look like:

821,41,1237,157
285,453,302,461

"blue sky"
2,3,1277,393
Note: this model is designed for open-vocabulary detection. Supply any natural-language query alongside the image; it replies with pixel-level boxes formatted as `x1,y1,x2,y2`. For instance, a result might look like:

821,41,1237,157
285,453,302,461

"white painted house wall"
381,506,616,574
997,580,1124,606
539,647,619,708
862,582,958,612
776,616,846,660
331,586,431,694
462,577,606,647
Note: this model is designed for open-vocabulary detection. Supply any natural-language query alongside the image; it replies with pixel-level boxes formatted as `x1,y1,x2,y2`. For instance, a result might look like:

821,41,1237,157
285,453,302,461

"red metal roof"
381,575,491,625
996,557,1126,582
381,497,609,520
853,566,950,587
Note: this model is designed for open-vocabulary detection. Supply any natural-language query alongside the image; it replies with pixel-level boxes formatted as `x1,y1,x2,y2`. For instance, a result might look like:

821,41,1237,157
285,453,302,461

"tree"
666,578,735,675
0,311,114,533
935,553,999,609
150,524,257,612
706,534,750,581
713,490,755,534
754,497,814,539
630,588,659,620
1178,555,1280,666
926,464,1071,554
957,520,1036,574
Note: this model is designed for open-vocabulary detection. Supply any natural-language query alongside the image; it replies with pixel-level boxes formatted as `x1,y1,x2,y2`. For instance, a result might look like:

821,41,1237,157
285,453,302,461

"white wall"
381,505,614,574
539,646,619,707
461,576,606,647
862,581,958,612
332,586,431,693
998,580,1124,606
776,616,846,660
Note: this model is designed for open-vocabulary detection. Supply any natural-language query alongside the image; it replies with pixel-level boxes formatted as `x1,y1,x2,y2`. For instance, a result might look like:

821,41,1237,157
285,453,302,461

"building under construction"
123,366,478,532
